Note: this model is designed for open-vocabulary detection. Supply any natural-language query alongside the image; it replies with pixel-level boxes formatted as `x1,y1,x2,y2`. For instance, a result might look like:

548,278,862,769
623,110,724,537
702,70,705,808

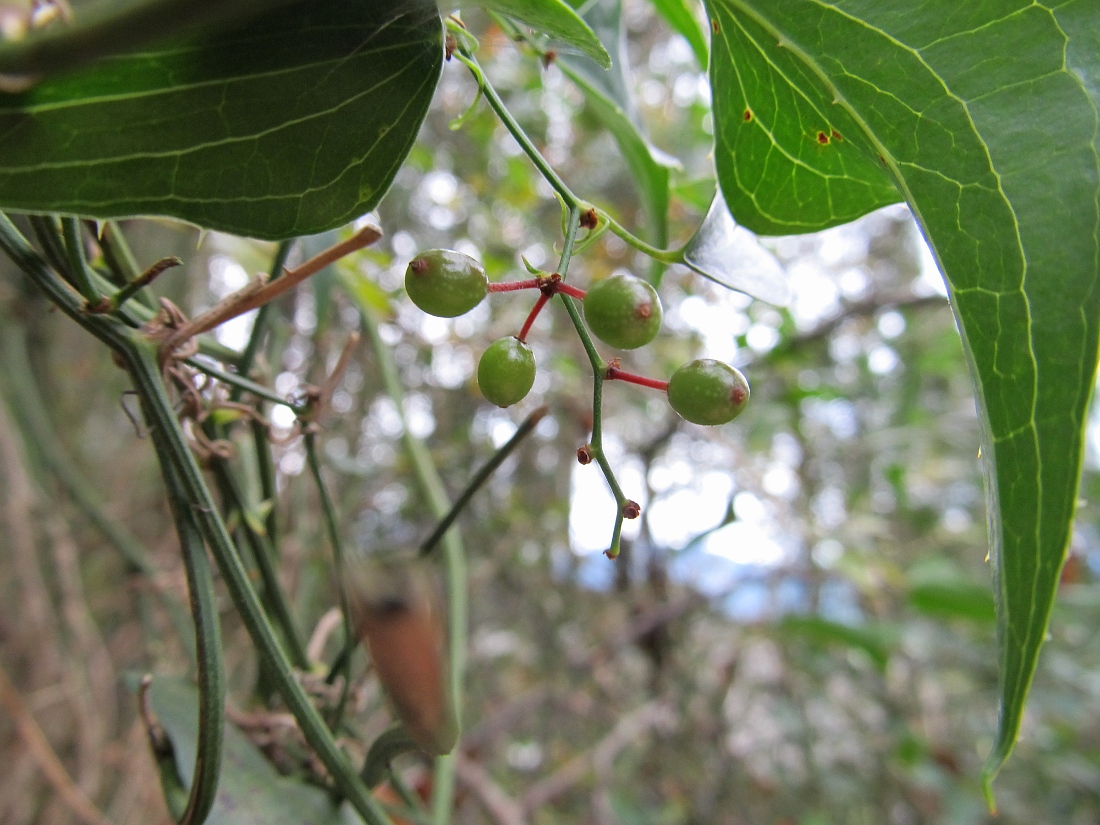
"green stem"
185,357,304,411
151,433,225,825
361,310,465,825
27,215,72,281
126,342,392,825
604,213,684,265
206,447,310,670
452,48,577,210
303,431,355,729
251,418,280,557
60,217,101,305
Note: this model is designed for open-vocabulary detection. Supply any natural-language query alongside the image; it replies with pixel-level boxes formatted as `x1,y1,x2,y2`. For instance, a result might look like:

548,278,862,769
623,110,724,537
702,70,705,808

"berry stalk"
605,366,669,392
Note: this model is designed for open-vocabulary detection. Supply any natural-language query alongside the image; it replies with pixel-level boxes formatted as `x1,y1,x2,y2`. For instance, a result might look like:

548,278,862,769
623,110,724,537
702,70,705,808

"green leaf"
559,0,677,247
0,0,443,240
646,0,708,70
705,0,1100,800
777,615,896,672
144,676,343,825
706,2,901,233
681,195,790,305
908,580,996,625
468,0,610,67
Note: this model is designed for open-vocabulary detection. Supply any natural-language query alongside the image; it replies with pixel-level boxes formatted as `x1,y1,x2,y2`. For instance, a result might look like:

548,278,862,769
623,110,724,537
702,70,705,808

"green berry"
405,249,487,318
582,273,662,350
477,337,536,408
667,360,750,426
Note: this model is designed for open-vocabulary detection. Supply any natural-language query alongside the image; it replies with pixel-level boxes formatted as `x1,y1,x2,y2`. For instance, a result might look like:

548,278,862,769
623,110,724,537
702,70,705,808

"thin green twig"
303,431,355,729
151,433,225,825
206,447,310,670
60,217,101,305
419,405,548,557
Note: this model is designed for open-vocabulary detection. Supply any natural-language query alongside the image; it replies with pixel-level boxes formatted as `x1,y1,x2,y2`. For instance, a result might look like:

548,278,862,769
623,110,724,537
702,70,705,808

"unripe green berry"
667,359,749,426
405,249,487,318
477,337,536,408
582,272,662,350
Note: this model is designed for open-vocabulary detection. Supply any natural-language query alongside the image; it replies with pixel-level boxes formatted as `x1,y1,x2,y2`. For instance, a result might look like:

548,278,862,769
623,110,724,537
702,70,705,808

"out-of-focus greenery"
0,3,1098,825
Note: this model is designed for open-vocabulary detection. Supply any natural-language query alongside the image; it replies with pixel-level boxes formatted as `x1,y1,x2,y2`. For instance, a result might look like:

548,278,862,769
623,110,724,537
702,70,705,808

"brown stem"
160,225,381,358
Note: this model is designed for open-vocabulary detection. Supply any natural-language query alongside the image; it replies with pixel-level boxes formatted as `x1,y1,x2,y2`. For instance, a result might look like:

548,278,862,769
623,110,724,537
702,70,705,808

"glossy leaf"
706,3,901,234
705,0,1100,798
559,0,677,248
682,195,789,306
0,0,443,240
145,677,342,825
469,0,610,66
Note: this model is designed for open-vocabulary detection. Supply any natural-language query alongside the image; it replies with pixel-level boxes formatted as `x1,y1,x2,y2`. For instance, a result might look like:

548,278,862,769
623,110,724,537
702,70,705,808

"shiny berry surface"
404,249,487,318
667,359,749,425
477,337,536,408
582,273,662,350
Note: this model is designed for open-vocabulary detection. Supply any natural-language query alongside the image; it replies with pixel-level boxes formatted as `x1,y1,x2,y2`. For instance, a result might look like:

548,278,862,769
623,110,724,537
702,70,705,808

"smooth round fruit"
477,337,536,408
667,359,750,426
405,249,487,318
582,273,662,350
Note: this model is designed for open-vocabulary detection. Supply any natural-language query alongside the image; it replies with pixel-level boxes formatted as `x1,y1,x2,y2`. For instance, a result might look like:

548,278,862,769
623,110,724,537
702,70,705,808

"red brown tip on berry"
635,302,652,319
409,258,428,275
622,500,641,519
577,445,593,465
731,386,747,405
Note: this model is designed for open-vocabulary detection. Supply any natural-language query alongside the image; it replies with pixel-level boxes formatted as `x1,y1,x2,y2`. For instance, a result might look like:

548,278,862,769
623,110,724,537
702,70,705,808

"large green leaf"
705,0,1100,800
0,0,443,240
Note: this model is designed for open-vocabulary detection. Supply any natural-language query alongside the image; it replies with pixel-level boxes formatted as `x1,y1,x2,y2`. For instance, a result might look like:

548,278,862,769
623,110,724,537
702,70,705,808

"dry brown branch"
0,660,115,825
159,224,381,358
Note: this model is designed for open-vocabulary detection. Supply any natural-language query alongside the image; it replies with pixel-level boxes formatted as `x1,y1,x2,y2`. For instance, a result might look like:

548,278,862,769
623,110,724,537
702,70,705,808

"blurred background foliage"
1,2,1099,824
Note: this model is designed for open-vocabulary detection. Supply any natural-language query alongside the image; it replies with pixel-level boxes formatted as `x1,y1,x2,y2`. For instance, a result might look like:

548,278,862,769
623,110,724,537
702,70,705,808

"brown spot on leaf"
743,108,753,122
816,131,830,145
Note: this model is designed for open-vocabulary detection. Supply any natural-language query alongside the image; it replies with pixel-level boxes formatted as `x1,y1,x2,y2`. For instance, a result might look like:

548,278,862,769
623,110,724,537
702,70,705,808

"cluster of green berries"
404,249,749,426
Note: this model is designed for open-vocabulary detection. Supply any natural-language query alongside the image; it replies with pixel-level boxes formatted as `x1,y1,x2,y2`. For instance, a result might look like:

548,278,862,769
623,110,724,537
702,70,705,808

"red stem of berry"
518,293,551,342
488,278,542,292
555,283,586,300
606,367,669,392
